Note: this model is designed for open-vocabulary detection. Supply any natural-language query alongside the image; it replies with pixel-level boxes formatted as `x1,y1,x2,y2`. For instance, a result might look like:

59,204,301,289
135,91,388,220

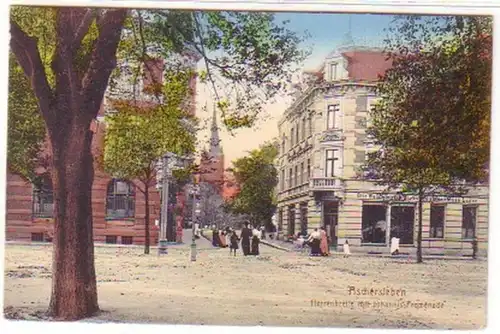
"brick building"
5,55,198,246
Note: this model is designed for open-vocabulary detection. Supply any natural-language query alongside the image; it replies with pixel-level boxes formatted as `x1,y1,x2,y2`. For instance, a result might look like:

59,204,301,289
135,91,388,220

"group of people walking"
294,227,330,256
210,223,263,256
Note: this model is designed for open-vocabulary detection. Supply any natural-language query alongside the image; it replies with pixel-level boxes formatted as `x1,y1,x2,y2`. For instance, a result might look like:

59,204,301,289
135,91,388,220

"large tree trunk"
10,8,128,320
144,184,150,254
416,188,424,263
49,115,98,319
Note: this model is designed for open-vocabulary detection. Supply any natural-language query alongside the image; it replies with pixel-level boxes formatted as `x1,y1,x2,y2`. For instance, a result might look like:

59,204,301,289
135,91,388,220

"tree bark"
48,115,99,319
144,183,150,254
417,188,424,263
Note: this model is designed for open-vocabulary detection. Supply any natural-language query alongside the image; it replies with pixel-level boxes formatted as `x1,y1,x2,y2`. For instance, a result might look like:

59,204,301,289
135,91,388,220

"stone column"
307,199,321,234
295,202,301,236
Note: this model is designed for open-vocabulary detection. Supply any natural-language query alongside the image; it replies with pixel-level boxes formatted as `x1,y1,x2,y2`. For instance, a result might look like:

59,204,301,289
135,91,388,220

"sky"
195,12,397,168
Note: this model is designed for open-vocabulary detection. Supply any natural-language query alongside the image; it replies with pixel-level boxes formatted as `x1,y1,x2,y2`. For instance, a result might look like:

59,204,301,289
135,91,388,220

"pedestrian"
319,226,329,256
212,225,219,247
240,222,252,256
230,230,240,256
251,225,261,256
260,225,266,240
343,240,351,257
308,228,321,256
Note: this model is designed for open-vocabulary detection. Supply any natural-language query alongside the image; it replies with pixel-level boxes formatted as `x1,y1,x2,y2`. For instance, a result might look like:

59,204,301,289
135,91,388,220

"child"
343,240,351,258
230,231,240,256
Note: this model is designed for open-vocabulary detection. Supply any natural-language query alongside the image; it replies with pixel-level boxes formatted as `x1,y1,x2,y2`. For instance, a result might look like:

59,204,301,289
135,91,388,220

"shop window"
430,205,445,238
106,235,118,244
462,206,477,239
390,205,415,245
361,205,387,244
121,236,133,245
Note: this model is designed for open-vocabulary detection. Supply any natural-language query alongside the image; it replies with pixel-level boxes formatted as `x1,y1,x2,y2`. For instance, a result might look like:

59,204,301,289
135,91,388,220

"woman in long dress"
219,230,227,248
251,226,261,255
230,230,240,256
319,227,329,256
240,223,252,256
308,229,321,256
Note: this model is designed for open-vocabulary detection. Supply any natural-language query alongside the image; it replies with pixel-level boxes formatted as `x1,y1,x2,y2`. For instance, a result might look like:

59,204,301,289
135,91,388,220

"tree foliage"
228,141,279,228
364,15,492,263
7,53,47,186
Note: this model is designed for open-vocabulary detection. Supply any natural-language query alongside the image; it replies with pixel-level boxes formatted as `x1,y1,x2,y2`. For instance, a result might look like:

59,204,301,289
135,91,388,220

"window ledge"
105,217,135,222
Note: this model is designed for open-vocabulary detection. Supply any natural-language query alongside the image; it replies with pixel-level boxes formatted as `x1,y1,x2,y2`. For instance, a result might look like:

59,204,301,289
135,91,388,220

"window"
121,236,133,245
294,165,298,187
300,162,304,185
106,179,135,219
327,104,339,129
302,118,307,140
330,62,338,81
307,159,311,181
281,169,285,191
31,232,45,242
295,126,299,145
325,149,338,177
281,137,286,155
290,128,294,147
288,168,293,188
106,235,118,244
33,175,53,218
430,205,445,238
362,205,387,244
308,116,313,135
278,209,283,232
462,206,477,239
390,205,415,245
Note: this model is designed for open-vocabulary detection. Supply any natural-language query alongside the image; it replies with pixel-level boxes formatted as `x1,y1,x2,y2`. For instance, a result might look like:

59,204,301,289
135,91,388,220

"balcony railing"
310,177,344,190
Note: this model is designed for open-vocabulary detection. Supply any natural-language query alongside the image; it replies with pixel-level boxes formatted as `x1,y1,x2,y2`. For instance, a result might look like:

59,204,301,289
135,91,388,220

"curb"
259,240,486,261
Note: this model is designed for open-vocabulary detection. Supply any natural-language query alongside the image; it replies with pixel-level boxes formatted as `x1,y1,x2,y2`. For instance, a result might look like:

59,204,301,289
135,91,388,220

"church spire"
209,102,222,157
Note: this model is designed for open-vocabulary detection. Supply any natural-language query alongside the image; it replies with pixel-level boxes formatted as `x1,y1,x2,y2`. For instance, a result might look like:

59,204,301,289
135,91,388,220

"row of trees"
365,16,492,263
8,7,307,320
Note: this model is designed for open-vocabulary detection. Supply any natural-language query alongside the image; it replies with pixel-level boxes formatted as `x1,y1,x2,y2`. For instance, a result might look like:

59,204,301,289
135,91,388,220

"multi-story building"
5,54,199,246
276,44,489,257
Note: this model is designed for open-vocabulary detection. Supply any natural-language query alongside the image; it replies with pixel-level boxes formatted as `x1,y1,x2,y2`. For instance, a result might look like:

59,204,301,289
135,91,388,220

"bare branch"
10,20,54,122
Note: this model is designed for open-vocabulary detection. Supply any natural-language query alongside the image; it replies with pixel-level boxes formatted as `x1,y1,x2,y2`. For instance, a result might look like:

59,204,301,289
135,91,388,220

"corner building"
276,45,489,257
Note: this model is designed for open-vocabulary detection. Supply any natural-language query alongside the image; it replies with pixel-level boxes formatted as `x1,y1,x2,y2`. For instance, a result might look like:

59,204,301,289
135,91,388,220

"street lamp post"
190,184,198,262
158,154,171,255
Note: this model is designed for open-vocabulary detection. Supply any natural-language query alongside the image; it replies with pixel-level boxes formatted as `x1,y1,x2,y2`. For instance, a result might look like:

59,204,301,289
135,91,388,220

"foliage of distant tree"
365,15,492,263
9,6,307,320
228,141,279,229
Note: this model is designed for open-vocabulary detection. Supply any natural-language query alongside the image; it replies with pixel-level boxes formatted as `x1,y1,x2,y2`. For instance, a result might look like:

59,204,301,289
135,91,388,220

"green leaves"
7,53,46,182
366,15,491,192
227,141,279,226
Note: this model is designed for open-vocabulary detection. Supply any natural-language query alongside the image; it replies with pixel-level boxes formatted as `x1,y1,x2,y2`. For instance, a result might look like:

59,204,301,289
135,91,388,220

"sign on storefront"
356,193,478,204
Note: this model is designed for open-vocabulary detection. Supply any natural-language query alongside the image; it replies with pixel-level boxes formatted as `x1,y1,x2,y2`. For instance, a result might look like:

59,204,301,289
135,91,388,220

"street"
3,240,487,329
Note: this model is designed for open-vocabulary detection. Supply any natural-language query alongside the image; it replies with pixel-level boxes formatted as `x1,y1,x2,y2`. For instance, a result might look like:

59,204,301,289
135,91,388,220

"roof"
342,49,392,82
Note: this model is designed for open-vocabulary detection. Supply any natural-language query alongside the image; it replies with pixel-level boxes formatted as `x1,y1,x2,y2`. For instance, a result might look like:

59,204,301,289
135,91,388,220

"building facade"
5,55,199,246
276,45,489,257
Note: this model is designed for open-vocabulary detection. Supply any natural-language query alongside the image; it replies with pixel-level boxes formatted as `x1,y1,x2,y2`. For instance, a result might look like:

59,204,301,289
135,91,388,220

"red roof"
341,50,392,82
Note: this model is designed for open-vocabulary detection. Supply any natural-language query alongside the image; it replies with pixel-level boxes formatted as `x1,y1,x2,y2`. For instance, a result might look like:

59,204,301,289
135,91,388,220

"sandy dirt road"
3,242,487,329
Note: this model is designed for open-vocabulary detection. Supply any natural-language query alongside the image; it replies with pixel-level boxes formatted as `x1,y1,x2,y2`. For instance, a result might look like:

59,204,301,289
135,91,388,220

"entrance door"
323,201,339,248
287,206,295,237
300,203,308,236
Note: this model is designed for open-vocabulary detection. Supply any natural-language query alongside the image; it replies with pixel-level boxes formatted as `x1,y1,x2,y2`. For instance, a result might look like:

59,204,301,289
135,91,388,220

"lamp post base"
158,239,168,255
190,239,197,261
